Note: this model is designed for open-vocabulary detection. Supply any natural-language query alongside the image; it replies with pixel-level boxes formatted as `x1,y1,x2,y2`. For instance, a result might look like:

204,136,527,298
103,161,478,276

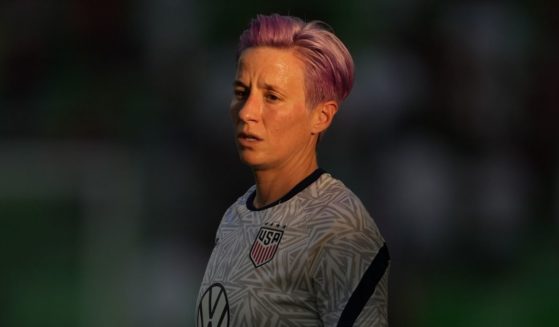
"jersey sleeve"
308,199,390,326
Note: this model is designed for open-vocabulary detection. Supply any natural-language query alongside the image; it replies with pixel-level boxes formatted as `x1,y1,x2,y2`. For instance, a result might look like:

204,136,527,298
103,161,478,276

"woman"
197,14,389,327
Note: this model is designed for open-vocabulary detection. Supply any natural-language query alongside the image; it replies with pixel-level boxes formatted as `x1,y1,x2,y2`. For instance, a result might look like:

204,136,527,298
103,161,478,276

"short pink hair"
237,14,354,109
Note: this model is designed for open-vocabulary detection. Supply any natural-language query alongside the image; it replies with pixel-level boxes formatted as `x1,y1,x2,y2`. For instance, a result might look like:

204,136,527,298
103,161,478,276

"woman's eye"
266,93,280,102
234,89,247,100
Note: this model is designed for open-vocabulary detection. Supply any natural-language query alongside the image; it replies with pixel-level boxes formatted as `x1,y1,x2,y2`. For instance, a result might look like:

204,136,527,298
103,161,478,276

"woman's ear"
311,101,338,134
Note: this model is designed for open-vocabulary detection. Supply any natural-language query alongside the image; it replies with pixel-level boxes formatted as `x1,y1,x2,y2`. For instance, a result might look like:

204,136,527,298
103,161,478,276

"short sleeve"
308,212,390,326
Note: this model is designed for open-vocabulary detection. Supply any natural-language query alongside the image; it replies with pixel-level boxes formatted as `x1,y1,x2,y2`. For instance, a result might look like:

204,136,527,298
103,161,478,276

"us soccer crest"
250,223,285,268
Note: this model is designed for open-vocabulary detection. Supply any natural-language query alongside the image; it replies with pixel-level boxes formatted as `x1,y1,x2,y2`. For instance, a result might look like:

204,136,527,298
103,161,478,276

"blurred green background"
1,0,557,326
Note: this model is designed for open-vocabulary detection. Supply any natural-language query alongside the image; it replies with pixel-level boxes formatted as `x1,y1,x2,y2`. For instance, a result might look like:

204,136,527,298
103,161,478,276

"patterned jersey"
196,169,389,327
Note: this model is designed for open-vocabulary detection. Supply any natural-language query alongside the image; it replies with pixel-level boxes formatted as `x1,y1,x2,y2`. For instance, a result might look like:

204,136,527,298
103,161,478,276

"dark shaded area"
0,0,557,326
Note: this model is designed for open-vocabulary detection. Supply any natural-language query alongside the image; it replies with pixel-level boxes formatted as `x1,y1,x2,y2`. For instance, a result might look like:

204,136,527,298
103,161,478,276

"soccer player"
196,14,389,327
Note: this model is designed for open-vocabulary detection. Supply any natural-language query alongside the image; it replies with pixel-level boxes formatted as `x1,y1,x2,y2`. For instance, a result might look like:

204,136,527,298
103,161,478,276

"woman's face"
231,47,318,171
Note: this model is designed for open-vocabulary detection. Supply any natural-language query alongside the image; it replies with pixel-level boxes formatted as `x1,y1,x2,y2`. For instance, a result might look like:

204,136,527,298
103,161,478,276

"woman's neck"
251,159,318,209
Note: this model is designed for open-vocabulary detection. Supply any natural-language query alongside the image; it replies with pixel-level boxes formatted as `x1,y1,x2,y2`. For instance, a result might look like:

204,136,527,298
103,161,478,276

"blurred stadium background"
1,0,557,326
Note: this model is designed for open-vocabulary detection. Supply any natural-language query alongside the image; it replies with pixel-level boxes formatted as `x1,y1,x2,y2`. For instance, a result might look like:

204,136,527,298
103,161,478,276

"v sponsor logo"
250,224,284,268
197,283,229,327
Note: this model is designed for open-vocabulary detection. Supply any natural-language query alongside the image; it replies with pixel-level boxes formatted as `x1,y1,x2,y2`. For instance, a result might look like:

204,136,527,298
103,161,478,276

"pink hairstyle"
237,14,354,108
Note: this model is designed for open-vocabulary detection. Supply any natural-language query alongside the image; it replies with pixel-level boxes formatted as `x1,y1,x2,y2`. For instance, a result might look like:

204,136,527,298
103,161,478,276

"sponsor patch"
197,283,229,327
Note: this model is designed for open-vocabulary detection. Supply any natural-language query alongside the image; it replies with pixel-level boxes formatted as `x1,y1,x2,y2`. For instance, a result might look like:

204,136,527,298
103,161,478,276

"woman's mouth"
237,132,262,146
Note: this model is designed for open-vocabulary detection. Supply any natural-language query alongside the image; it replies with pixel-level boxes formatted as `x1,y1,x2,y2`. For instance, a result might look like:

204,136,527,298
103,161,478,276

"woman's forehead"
235,47,306,87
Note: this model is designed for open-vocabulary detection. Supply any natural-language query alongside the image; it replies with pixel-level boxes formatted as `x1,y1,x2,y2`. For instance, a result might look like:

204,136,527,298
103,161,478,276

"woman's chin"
239,153,261,167
239,155,270,171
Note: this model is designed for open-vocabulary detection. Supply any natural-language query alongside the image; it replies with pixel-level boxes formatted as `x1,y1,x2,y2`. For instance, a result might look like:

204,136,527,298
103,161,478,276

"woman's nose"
238,93,261,122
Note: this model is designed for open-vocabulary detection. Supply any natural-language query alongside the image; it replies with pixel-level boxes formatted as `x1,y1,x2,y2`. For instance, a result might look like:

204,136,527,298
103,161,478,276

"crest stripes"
249,226,284,268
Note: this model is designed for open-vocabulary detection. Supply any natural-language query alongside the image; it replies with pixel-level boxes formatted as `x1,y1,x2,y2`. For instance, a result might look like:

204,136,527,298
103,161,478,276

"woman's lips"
237,132,262,145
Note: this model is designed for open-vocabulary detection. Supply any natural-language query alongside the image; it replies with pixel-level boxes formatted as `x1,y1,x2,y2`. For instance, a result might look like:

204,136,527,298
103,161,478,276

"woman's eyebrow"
234,81,284,94
233,80,247,88
261,83,286,94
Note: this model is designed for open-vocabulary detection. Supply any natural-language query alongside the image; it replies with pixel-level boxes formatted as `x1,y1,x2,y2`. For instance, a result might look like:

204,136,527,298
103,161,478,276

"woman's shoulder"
221,185,256,218
306,173,381,235
310,173,365,212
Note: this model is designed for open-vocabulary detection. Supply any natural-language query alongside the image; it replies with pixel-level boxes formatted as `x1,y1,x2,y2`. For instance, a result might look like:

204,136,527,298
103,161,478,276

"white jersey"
196,169,389,326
